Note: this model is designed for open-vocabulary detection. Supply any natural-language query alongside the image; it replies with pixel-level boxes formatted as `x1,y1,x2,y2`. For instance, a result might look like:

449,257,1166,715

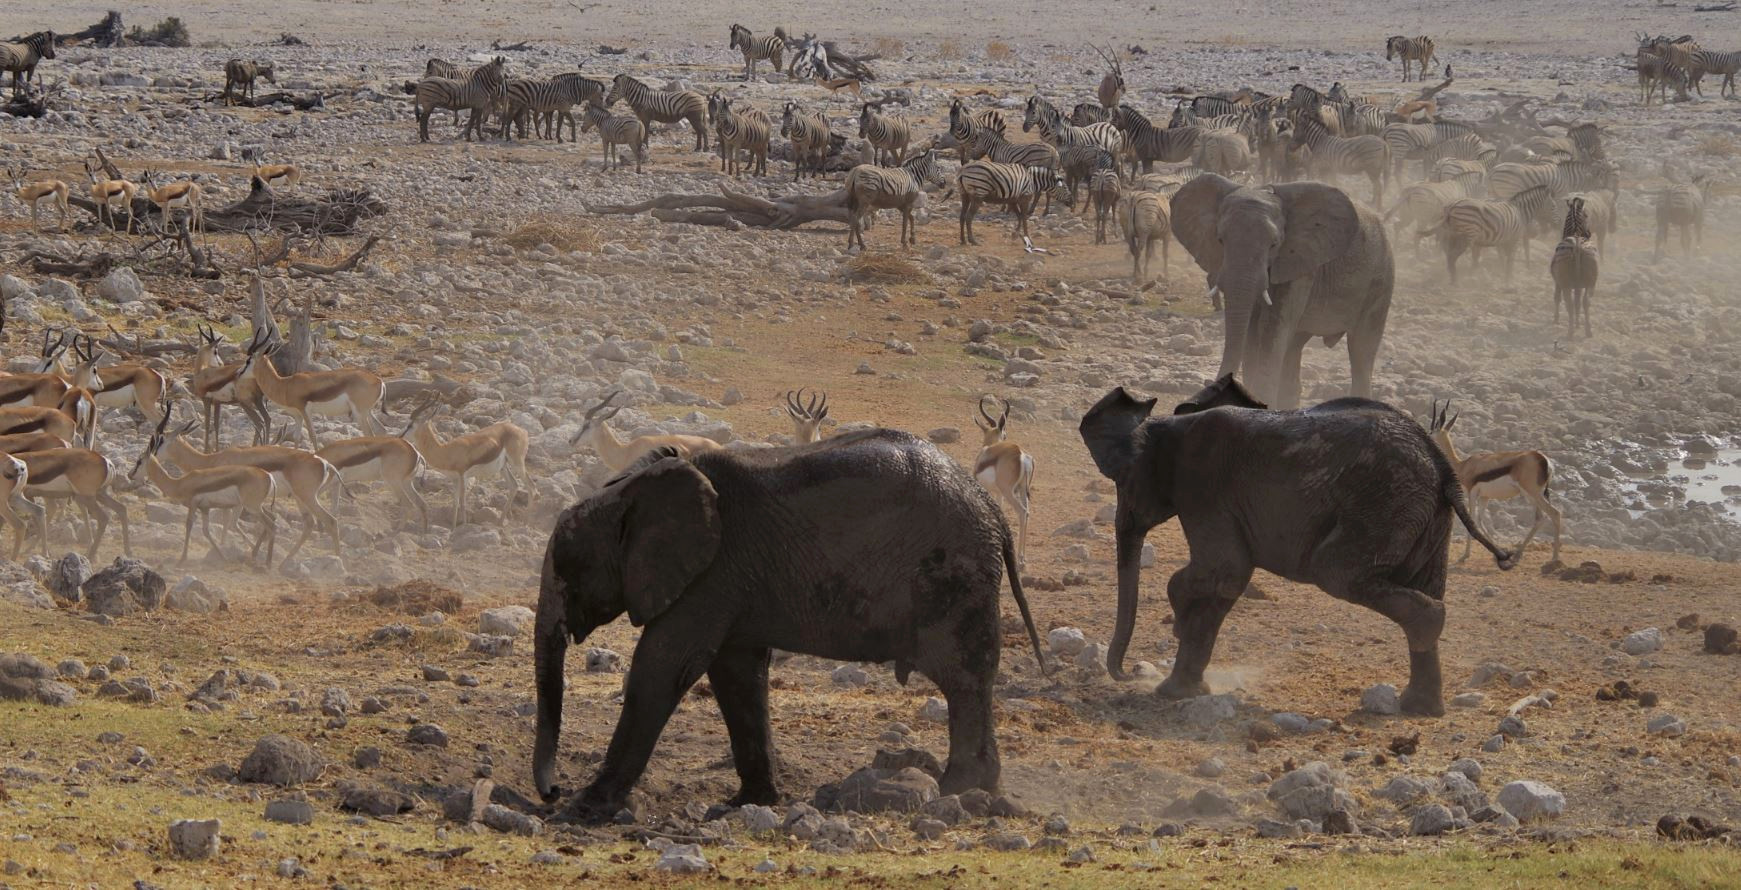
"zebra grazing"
416,57,507,142
606,74,709,151
1636,45,1692,105
502,74,603,143
858,104,911,165
712,96,771,176
1655,175,1711,260
1438,184,1558,283
1563,189,1617,256
1384,175,1483,254
1088,165,1120,244
1550,236,1598,337
729,24,785,81
955,161,1066,245
580,103,648,173
1385,35,1438,82
1289,116,1388,206
1694,49,1741,97
223,59,274,106
1488,160,1616,201
1109,105,1202,175
843,148,949,250
781,102,831,180
2,31,54,97
1120,191,1172,283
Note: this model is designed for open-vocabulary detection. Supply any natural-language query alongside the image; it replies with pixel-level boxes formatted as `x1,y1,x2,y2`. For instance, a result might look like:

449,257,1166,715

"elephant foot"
726,784,779,808
554,783,636,825
1155,673,1211,700
1400,648,1445,717
1399,684,1445,717
939,760,1000,797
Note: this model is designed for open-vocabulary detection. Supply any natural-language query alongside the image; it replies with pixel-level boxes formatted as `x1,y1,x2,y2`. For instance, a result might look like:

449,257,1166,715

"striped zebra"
781,102,831,181
1437,184,1558,283
858,104,911,165
1384,175,1483,253
1487,160,1615,201
1024,96,1124,161
1430,158,1487,185
1418,133,1494,172
711,96,771,176
1069,102,1110,126
1523,123,1604,162
1636,46,1691,105
580,103,648,173
501,74,603,143
1289,116,1388,206
1088,165,1121,244
843,149,949,250
1654,175,1710,260
945,100,1006,161
959,127,1061,175
1385,35,1438,82
729,24,785,81
1109,105,1203,175
606,74,709,151
1059,144,1117,213
423,59,467,124
1650,37,1706,95
1563,190,1617,257
1560,196,1590,241
955,161,1066,245
1121,191,1172,283
2,31,55,97
1694,49,1741,97
415,57,507,143
223,59,274,106
1189,95,1245,118
1550,236,1598,337
1285,83,1344,135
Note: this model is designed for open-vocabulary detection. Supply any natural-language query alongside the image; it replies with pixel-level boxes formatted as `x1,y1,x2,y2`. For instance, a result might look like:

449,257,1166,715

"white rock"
654,843,711,874
1047,626,1088,656
478,605,534,638
920,696,949,723
168,818,221,860
1181,693,1238,727
1360,683,1401,715
96,268,146,304
1621,627,1662,656
1646,714,1686,737
831,664,870,687
1495,781,1564,823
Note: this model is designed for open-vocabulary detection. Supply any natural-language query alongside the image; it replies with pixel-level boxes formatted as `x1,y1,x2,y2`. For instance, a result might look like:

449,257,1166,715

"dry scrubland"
1,3,1741,886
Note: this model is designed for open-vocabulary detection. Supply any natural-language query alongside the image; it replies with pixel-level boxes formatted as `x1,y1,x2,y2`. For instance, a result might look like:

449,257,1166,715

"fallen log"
26,249,116,279
33,11,125,48
587,183,850,229
1695,2,1736,10
288,235,380,278
202,90,328,110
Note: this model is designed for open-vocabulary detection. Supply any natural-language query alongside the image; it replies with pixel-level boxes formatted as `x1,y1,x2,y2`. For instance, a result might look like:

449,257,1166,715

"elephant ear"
1268,181,1360,283
1079,387,1157,482
1174,373,1268,414
1169,173,1241,277
617,457,721,626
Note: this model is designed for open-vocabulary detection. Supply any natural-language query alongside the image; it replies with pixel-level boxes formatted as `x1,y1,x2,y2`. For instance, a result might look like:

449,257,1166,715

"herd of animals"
0,24,1719,818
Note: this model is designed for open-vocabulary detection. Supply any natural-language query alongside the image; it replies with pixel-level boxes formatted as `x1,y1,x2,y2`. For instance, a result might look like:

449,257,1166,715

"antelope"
1428,400,1561,565
6,165,69,232
1393,97,1438,122
0,405,77,441
83,159,138,234
1092,44,1125,109
139,170,204,234
243,330,385,448
55,383,96,449
0,431,70,454
783,388,829,443
0,330,74,408
570,390,723,472
131,414,276,567
160,423,340,564
253,160,302,189
972,395,1035,569
65,334,167,446
13,446,130,559
0,453,45,559
315,433,429,532
404,395,529,527
189,324,270,450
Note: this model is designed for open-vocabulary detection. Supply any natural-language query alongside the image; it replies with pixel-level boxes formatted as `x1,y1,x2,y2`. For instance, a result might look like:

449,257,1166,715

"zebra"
1024,97,1124,161
858,104,911,165
2,31,55,98
1437,184,1558,283
1109,105,1203,175
729,24,785,81
579,103,648,173
1550,236,1598,337
1121,191,1173,283
1088,164,1121,244
955,160,1066,245
712,96,771,176
1384,175,1483,254
1487,160,1616,201
1651,36,1707,95
945,100,1007,161
501,74,603,143
1059,144,1117,213
781,102,831,180
1193,130,1252,178
1636,46,1691,105
1385,35,1438,82
842,148,949,250
1285,83,1343,135
1560,196,1590,241
606,73,709,151
1418,133,1495,174
1523,123,1604,162
1189,95,1245,118
223,59,274,106
1288,116,1389,206
1069,102,1110,126
1563,189,1617,257
1655,175,1710,260
1694,49,1741,97
423,59,468,124
1431,158,1488,185
415,57,507,143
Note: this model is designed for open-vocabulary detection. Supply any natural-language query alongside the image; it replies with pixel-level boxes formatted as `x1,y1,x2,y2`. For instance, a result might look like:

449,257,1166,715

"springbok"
1429,400,1561,564
315,433,429,532
189,324,269,449
160,423,340,565
783,388,828,443
570,390,722,472
132,413,277,567
972,394,1036,569
243,330,385,449
12,446,130,559
66,334,167,446
6,165,69,232
0,329,75,408
0,453,45,559
83,159,138,234
405,395,529,527
139,170,204,234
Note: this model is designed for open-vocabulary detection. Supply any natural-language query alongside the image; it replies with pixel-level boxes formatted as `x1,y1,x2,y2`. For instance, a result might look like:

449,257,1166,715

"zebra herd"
1634,33,1741,104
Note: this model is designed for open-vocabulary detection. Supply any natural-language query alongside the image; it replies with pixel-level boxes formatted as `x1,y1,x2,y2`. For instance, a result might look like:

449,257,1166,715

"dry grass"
871,36,906,58
986,40,1014,62
363,578,466,615
935,38,964,60
1697,134,1737,158
845,252,931,284
501,219,599,253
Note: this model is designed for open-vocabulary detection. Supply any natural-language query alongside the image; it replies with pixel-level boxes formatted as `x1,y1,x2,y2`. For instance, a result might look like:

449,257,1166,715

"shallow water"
1621,446,1741,521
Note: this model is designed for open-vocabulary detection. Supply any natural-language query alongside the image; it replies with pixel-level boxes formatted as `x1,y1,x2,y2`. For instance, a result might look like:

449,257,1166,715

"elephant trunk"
1108,520,1148,681
1216,262,1267,382
534,611,595,802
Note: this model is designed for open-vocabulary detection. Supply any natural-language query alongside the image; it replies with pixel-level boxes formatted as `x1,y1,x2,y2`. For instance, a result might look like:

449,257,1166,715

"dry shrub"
366,579,464,616
846,252,930,284
871,36,906,58
127,17,191,47
502,220,599,253
986,40,1014,62
1697,134,1736,158
409,626,468,652
935,38,964,60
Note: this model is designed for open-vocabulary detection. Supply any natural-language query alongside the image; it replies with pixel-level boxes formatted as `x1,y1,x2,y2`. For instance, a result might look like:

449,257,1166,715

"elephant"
1170,173,1394,410
533,431,1045,819
1078,375,1516,717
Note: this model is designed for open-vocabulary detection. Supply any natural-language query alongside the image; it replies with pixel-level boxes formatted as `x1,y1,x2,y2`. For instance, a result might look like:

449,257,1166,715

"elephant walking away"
1079,376,1515,717
1171,174,1393,410
533,431,1045,820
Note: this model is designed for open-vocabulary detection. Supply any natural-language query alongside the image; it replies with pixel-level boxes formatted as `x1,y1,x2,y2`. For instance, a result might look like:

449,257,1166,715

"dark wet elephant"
1078,375,1515,716
533,430,1044,820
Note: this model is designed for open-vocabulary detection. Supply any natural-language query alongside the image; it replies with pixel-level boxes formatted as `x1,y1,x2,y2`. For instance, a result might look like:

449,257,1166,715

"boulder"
1495,781,1564,823
265,799,315,825
96,267,146,303
1268,762,1358,821
0,560,52,610
168,819,221,859
238,735,324,787
165,576,227,613
822,766,939,813
82,558,166,617
1705,623,1738,655
1621,627,1663,656
1360,683,1401,715
44,553,91,603
478,605,534,637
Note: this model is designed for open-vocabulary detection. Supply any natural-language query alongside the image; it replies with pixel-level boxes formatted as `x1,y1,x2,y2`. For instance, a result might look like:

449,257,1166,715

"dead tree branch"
287,235,380,278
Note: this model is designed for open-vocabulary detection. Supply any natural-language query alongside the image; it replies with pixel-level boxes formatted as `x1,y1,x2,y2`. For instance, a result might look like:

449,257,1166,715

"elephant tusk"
1262,288,1273,306
1206,285,1220,302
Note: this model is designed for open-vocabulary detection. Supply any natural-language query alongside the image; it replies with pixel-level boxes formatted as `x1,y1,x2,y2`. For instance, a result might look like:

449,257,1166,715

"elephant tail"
1438,458,1517,570
1003,532,1048,675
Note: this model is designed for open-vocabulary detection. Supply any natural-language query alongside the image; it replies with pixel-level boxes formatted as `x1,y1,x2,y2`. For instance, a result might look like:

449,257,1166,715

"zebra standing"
1385,35,1438,82
1384,174,1484,254
579,103,648,173
1289,116,1389,206
1109,105,1202,175
712,96,771,176
223,59,274,106
781,102,831,181
1088,164,1121,244
502,74,603,143
843,148,949,250
1550,235,1598,338
1059,144,1117,213
1024,96,1124,162
729,24,785,81
1694,49,1741,97
1487,160,1616,201
606,73,709,151
1563,189,1617,257
858,104,911,165
2,31,55,97
955,160,1066,245
1069,102,1110,126
415,57,507,142
1655,175,1710,260
1437,184,1558,283
423,59,468,124
1560,196,1591,241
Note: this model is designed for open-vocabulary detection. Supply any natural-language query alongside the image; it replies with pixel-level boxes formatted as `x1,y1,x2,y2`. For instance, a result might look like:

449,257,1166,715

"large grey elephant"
1171,174,1394,409
533,431,1044,819
1078,375,1515,716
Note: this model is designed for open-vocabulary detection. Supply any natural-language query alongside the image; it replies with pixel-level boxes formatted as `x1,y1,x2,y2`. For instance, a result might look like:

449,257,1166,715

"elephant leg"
1346,297,1389,401
1277,330,1311,411
915,568,1001,794
1349,576,1447,716
935,671,999,794
1156,556,1251,700
707,646,778,807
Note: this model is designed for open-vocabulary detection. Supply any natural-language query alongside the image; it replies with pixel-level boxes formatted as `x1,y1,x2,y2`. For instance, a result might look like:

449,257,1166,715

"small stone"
420,664,450,682
1646,714,1686,737
1043,813,1070,835
353,747,382,769
1255,818,1303,839
1322,809,1359,835
912,817,947,840
238,735,324,787
167,818,221,859
1182,693,1239,727
753,858,779,873
1360,683,1401,715
920,697,949,723
735,804,779,833
1495,781,1565,823
1621,627,1663,656
1195,757,1226,778
320,687,352,718
340,784,415,816
1447,758,1483,783
985,831,1031,851
585,648,623,672
1497,716,1528,738
478,605,534,638
1482,735,1506,753
265,799,314,825
480,804,543,836
407,723,449,747
1047,627,1088,656
1410,804,1456,836
1478,585,1499,598
654,843,711,873
1068,844,1096,863
530,850,567,865
1704,623,1738,654
927,427,961,444
1449,692,1485,708
831,664,870,687
277,858,306,878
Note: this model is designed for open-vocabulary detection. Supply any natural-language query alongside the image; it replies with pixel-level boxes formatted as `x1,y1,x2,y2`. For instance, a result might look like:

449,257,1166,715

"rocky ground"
0,13,1740,888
